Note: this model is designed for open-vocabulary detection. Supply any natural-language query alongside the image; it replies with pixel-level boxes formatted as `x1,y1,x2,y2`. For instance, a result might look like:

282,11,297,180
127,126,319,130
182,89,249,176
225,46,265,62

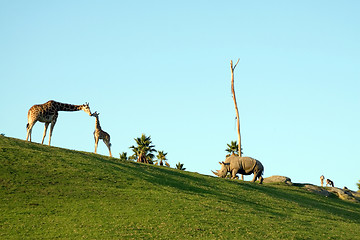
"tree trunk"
230,59,241,158
138,152,143,163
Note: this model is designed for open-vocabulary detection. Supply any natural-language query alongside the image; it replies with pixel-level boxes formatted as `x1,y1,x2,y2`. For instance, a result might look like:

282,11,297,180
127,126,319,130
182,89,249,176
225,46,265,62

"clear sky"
1,1,359,190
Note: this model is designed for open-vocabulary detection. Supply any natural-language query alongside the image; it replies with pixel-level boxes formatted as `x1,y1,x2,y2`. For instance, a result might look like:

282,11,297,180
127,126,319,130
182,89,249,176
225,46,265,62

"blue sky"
1,1,359,190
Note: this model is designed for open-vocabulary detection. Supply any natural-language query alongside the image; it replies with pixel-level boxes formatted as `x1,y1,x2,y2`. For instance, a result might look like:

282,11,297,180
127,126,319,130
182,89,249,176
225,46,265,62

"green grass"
1,135,359,239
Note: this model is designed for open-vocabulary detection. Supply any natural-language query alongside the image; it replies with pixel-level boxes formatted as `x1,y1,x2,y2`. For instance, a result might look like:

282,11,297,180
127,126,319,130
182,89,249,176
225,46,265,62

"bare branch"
230,58,240,71
233,58,240,70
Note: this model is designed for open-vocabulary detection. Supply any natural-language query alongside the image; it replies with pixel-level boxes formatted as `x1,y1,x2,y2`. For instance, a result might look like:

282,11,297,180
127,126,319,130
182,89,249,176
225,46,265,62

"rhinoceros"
212,155,264,184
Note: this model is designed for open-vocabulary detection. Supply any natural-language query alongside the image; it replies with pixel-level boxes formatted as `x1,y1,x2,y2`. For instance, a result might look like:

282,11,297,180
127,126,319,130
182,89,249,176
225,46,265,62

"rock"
261,175,359,203
353,191,360,201
263,175,292,185
327,187,360,203
304,184,331,197
303,185,360,203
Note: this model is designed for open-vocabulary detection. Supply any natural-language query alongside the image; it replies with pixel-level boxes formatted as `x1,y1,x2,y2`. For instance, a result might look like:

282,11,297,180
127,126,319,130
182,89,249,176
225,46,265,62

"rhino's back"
224,156,256,169
224,155,240,163
240,156,256,163
224,155,256,163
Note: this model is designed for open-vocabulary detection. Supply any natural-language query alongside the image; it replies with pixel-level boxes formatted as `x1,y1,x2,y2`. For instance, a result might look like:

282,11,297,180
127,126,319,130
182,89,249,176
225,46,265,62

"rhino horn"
212,170,219,176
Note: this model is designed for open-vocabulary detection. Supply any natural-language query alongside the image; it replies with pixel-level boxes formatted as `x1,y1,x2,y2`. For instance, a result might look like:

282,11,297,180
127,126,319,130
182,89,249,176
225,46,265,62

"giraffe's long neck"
95,116,101,130
53,101,82,112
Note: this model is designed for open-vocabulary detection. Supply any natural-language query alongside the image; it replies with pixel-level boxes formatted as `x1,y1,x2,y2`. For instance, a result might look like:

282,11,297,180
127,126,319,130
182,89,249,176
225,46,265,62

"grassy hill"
1,136,359,239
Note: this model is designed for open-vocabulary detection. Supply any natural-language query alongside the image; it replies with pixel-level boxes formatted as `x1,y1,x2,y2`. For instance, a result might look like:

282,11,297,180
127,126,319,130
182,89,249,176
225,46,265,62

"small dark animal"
326,179,334,187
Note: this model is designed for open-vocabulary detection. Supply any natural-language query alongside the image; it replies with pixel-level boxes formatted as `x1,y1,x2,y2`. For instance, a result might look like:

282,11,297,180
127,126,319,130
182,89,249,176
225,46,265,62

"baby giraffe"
91,111,112,157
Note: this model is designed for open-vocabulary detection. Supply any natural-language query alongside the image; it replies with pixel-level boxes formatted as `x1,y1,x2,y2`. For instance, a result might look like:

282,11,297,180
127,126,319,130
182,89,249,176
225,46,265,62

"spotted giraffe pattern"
91,111,112,157
26,100,91,145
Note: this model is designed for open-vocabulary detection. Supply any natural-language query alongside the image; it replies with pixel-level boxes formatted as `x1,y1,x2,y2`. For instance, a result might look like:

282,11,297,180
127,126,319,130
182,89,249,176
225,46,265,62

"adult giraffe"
26,100,92,145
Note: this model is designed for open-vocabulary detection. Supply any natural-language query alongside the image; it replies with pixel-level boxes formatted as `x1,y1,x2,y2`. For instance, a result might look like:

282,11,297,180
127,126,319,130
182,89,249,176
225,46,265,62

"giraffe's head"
91,111,99,118
82,102,92,116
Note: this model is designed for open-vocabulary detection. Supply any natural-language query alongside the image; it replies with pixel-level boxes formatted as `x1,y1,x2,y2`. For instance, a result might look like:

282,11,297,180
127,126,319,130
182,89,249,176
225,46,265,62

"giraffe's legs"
104,140,112,157
26,121,36,142
41,122,50,144
48,120,56,146
94,137,99,154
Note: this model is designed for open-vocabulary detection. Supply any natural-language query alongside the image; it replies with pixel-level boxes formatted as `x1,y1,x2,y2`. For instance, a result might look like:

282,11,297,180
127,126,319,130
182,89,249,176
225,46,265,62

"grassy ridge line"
0,135,359,239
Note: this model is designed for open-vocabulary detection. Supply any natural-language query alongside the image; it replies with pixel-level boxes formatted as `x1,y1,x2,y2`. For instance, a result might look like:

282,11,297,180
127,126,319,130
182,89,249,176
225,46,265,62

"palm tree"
176,162,186,171
225,140,243,156
119,152,128,161
130,134,156,164
128,155,137,161
225,140,244,180
154,150,169,166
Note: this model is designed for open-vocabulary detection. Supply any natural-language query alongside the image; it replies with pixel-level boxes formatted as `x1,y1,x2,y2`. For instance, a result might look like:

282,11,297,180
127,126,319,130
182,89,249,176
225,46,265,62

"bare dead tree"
230,59,241,157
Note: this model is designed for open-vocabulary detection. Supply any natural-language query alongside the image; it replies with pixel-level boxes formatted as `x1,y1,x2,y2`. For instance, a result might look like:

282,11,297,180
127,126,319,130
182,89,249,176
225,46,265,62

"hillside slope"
1,136,359,239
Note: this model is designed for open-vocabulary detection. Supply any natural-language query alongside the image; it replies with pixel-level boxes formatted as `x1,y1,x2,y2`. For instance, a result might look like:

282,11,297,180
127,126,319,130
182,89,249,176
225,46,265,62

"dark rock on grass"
263,175,292,185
